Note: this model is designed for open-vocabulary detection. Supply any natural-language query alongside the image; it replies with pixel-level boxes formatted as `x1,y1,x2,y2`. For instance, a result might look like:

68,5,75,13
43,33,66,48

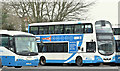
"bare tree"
11,0,94,23
2,0,94,31
1,3,23,31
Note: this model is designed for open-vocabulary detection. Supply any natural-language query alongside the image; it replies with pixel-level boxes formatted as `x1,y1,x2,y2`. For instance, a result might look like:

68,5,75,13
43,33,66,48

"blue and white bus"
28,20,115,66
112,25,120,63
0,30,39,68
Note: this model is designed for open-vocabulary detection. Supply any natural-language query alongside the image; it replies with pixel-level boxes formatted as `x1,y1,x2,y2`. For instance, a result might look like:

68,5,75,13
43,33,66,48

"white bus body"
28,20,115,66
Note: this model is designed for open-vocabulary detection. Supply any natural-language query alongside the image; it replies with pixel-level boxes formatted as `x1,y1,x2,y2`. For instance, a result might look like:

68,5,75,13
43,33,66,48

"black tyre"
15,66,22,68
0,58,2,68
76,57,83,66
40,57,46,66
110,63,116,66
94,63,100,66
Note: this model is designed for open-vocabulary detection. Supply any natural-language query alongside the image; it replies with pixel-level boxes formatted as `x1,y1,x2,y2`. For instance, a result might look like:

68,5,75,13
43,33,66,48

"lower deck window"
86,42,96,52
37,43,68,52
116,40,120,52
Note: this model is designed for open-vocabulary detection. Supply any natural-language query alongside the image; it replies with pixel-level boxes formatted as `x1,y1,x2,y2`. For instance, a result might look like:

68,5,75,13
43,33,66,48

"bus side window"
86,42,96,52
74,24,84,34
39,26,48,34
1,35,9,48
64,25,74,34
9,37,14,52
42,45,48,52
37,43,42,52
30,27,39,35
84,24,93,33
116,40,120,52
55,25,63,34
49,26,54,34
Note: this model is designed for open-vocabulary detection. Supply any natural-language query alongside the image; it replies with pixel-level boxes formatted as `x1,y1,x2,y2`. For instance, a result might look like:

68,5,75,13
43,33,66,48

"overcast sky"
88,0,119,25
0,0,119,25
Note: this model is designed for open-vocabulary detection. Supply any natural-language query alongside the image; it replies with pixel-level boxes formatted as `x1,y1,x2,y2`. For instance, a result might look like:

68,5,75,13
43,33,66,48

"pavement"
1,66,120,71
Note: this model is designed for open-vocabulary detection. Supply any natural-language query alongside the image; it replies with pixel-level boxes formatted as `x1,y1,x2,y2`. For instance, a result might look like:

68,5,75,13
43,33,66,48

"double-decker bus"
112,25,120,63
28,20,115,66
0,30,39,68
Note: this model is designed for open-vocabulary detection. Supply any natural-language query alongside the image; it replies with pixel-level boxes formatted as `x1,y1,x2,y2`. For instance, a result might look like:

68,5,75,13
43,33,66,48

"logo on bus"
42,36,51,41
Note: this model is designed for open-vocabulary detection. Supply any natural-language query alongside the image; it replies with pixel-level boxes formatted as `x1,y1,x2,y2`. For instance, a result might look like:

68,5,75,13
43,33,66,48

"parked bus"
28,20,115,66
112,25,120,63
0,30,39,68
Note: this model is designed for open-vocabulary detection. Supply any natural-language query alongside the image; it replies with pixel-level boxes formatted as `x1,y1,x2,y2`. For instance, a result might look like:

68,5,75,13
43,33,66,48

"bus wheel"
15,66,22,68
94,63,100,66
0,58,2,68
76,57,83,66
40,57,46,66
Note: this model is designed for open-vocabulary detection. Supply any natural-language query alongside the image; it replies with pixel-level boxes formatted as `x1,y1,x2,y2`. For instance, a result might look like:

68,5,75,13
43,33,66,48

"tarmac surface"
1,64,120,71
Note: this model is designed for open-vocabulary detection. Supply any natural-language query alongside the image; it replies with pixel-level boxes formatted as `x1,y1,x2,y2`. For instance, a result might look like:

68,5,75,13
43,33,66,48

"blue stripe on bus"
46,60,66,63
115,55,120,63
0,56,39,66
46,56,104,63
46,56,117,63
28,24,30,33
114,37,116,40
66,53,76,61
46,60,76,63
78,22,81,24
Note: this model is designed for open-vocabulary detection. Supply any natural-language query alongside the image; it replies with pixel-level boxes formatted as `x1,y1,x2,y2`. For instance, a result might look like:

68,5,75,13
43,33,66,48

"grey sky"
89,0,119,25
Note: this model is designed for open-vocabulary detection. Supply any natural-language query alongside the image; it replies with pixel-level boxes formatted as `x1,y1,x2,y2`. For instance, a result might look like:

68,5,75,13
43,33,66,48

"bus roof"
0,30,34,36
112,24,120,28
29,21,94,26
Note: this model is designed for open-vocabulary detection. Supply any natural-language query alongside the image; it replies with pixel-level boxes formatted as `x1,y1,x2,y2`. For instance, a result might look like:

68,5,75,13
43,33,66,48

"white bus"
28,20,115,66
0,30,39,68
112,25,120,63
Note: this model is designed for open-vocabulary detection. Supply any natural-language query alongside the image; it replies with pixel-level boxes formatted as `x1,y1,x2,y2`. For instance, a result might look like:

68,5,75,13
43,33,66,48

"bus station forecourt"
1,20,120,68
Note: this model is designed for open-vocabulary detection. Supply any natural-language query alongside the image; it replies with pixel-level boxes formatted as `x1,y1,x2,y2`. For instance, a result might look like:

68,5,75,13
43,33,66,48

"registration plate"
26,63,31,64
27,56,32,58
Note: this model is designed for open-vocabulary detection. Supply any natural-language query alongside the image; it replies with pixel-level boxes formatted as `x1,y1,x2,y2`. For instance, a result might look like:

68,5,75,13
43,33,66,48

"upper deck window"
49,26,55,34
84,24,93,33
29,23,93,35
55,25,63,34
30,27,39,35
39,26,48,34
74,24,84,34
95,21,113,34
64,25,74,34
113,28,120,35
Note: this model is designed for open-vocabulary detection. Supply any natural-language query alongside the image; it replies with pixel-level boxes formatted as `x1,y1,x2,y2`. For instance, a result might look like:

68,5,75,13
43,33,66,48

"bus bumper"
1,56,39,66
15,59,39,66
